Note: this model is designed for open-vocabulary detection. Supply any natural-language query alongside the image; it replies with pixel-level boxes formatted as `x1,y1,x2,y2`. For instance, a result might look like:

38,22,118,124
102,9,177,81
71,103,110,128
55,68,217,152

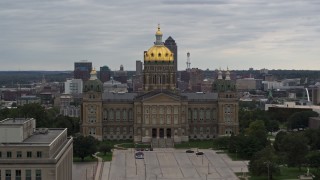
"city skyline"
1,0,320,71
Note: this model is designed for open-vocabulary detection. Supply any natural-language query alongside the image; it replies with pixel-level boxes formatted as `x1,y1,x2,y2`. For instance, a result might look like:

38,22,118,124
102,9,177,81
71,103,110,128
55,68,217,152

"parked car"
135,152,144,159
186,150,194,153
196,152,204,155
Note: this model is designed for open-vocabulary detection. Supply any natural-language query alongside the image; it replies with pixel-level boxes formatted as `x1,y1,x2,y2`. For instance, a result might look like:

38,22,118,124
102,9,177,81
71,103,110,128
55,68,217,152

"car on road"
135,152,144,159
186,150,194,153
196,152,204,155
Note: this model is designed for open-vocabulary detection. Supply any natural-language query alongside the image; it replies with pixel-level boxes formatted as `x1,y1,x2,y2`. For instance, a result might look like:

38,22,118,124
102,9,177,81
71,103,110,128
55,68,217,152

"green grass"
117,143,135,148
97,152,113,161
116,143,151,149
246,167,316,180
73,156,97,162
226,152,248,161
101,140,133,147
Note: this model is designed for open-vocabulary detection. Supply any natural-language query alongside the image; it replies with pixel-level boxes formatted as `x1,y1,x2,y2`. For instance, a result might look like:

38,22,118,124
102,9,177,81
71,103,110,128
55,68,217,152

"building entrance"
152,128,157,138
166,128,171,138
159,128,164,138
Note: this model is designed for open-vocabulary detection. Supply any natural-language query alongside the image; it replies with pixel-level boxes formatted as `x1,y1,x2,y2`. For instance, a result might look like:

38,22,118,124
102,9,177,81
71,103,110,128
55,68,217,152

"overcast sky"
1,0,320,71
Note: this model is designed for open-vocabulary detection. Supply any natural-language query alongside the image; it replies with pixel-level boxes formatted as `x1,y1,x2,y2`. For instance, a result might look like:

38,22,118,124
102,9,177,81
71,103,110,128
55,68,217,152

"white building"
0,118,73,180
103,78,128,93
64,79,83,94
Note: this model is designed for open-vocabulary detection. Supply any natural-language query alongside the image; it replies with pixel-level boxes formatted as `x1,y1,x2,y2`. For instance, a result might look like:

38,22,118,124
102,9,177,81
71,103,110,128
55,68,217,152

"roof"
135,90,187,101
0,118,33,125
182,93,218,101
23,129,65,144
102,92,137,101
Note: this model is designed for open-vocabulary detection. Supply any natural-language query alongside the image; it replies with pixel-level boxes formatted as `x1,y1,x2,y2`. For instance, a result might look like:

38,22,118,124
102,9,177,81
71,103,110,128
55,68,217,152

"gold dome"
144,45,174,62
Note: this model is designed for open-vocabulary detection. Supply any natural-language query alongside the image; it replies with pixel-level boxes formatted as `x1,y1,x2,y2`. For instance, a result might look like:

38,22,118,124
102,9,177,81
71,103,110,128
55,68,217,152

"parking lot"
104,148,248,180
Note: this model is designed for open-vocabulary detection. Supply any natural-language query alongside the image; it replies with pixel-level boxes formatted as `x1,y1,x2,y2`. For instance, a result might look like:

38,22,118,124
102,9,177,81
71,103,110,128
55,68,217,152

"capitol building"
80,26,239,147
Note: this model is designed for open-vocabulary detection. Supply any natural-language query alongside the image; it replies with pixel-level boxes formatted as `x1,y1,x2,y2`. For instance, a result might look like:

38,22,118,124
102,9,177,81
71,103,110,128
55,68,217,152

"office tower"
74,61,92,81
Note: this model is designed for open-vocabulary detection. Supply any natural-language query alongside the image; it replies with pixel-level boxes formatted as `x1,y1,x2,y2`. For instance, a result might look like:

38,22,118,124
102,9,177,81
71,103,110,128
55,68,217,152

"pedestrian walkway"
92,152,103,180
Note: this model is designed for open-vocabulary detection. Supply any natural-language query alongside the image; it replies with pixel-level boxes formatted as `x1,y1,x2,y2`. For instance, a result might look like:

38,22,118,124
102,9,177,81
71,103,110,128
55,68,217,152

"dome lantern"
155,24,163,46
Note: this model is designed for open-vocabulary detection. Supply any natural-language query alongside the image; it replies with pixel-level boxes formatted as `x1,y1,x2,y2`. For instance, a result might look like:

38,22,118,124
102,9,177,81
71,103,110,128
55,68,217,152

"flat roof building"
0,118,73,180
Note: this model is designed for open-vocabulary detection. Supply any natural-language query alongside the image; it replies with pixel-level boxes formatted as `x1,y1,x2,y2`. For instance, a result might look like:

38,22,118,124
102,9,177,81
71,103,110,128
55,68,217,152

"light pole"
264,161,270,180
236,149,238,160
145,163,147,180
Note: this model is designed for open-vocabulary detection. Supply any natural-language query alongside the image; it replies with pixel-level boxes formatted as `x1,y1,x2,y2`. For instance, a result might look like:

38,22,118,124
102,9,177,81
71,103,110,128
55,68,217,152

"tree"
287,111,318,130
304,129,320,150
306,151,320,170
245,120,268,148
54,115,80,136
73,135,98,161
273,131,287,152
249,145,279,179
280,133,309,170
265,120,279,133
99,143,112,155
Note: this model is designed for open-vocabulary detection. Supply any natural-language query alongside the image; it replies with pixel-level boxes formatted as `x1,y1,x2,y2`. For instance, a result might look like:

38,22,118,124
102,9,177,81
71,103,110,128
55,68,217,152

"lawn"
97,152,113,161
243,167,316,180
115,143,151,149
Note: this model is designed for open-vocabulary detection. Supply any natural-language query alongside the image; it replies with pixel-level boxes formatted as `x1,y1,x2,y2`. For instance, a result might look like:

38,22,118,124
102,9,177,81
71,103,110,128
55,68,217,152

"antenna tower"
186,52,191,71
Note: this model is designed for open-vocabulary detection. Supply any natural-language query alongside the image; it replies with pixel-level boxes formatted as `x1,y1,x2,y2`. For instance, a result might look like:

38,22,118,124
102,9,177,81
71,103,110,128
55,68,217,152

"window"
109,109,114,121
17,151,22,158
5,170,11,180
116,110,120,121
122,109,127,121
15,170,21,180
7,151,11,158
35,170,41,180
27,151,32,158
26,170,31,180
199,109,204,121
193,109,198,121
37,151,42,158
206,109,211,120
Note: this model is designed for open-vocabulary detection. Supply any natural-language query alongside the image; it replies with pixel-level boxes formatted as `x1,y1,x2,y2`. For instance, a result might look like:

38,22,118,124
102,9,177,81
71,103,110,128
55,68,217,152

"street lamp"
145,163,147,180
264,161,271,180
236,149,238,160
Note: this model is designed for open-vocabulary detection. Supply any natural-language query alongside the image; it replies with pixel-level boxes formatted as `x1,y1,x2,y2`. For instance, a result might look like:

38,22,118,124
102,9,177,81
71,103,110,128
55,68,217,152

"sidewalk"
92,152,103,180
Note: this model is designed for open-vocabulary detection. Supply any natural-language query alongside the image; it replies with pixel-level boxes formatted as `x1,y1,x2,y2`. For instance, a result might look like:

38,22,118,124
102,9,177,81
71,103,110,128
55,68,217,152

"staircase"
151,138,158,148
151,138,174,148
166,138,174,148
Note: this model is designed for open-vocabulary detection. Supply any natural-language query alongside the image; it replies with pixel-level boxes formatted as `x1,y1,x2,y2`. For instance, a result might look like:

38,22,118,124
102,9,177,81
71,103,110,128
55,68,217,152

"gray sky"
1,0,320,71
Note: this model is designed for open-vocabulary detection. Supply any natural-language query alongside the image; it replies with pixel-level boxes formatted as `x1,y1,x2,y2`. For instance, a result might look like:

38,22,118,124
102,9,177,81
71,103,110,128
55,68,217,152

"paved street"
102,148,248,180
73,162,97,180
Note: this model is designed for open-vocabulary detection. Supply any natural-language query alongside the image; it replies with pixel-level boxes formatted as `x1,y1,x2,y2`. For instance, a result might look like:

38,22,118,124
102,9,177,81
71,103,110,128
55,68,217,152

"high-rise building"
64,78,83,94
74,61,92,81
99,65,111,83
0,118,73,180
164,36,178,85
136,60,143,75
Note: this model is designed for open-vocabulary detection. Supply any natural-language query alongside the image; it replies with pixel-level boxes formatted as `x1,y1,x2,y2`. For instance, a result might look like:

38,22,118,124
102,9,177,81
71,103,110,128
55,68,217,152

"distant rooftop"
0,118,34,125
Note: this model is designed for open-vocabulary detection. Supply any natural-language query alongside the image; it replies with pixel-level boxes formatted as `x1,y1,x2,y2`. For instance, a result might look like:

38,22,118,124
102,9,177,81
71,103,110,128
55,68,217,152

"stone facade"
80,26,239,145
